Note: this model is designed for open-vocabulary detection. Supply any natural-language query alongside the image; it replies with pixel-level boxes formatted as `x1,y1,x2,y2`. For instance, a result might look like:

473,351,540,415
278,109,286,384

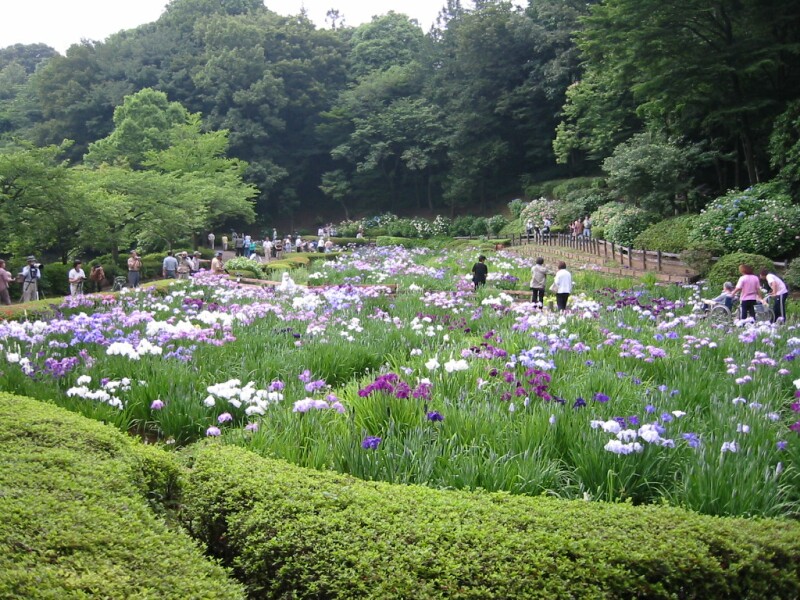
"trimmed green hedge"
185,444,800,599
707,252,776,287
0,394,244,599
633,214,697,252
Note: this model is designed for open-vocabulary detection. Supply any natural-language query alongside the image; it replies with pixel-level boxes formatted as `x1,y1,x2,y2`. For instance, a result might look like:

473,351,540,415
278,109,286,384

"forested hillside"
1,0,799,255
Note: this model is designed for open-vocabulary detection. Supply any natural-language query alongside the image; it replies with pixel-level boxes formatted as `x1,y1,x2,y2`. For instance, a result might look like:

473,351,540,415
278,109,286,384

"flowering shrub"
519,197,559,227
690,183,800,257
592,202,659,246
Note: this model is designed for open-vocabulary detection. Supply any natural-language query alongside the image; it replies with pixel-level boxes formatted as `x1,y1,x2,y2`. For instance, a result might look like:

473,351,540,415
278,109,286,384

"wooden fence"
504,232,787,276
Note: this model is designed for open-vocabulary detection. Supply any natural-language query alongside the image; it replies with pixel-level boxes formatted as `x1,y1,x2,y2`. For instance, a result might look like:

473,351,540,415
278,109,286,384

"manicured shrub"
185,444,800,600
633,214,697,252
706,252,776,287
690,182,800,258
0,394,244,599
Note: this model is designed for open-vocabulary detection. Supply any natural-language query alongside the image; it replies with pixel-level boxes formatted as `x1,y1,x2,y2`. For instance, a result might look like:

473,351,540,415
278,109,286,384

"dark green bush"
633,214,697,252
0,394,244,599
707,252,776,287
680,240,727,276
40,261,71,297
784,259,800,290
185,444,800,600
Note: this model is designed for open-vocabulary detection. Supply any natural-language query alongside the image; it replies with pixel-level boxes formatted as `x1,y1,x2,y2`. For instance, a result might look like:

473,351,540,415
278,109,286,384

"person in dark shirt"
471,255,488,291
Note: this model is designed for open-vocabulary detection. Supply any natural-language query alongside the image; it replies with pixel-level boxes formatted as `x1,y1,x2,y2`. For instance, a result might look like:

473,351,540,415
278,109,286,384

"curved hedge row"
185,444,800,599
0,394,244,599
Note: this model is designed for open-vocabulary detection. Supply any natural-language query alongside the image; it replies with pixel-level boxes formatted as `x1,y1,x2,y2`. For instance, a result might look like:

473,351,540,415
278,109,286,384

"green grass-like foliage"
0,394,244,600
185,444,800,600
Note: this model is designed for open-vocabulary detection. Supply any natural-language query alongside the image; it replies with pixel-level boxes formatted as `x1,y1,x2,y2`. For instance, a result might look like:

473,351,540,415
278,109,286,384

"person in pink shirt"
733,264,763,320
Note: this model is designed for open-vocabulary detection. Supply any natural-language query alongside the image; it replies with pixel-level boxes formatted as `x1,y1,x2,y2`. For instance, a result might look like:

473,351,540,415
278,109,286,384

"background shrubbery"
633,215,697,252
690,183,800,258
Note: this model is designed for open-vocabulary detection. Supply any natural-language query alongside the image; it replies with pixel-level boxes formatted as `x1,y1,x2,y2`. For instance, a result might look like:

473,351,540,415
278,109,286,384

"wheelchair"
706,299,774,324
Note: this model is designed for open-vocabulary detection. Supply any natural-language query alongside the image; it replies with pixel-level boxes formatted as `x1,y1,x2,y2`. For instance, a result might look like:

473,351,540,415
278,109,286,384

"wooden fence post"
642,249,647,270
657,250,662,271
627,247,633,268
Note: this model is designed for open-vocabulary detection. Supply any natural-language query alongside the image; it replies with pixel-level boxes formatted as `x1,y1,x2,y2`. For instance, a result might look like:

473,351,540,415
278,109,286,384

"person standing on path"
208,232,215,249
530,257,547,308
0,259,13,305
89,264,105,292
234,234,244,257
68,260,86,296
471,255,488,291
162,251,178,279
20,256,41,302
551,261,573,311
222,235,228,251
733,264,763,321
759,268,789,323
211,251,225,275
525,219,533,241
127,251,142,288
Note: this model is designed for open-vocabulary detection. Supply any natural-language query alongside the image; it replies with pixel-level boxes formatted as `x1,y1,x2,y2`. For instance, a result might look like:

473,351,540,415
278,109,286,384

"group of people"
570,216,592,238
470,255,574,312
162,250,225,279
704,264,789,323
524,217,552,240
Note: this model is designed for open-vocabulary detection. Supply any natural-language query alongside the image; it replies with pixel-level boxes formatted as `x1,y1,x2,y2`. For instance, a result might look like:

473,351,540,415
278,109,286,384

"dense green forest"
1,0,800,260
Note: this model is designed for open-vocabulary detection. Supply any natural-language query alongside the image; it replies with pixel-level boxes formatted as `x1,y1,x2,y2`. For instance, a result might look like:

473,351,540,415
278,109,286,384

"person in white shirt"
295,235,302,250
759,269,789,323
68,260,86,296
550,261,573,311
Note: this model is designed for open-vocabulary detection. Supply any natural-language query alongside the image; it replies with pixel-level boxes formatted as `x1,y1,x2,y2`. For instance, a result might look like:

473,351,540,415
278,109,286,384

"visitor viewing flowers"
550,261,573,311
530,257,547,308
471,255,488,290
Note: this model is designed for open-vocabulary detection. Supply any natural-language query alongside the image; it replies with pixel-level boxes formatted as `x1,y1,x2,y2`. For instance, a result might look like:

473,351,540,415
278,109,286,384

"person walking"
208,232,215,249
0,259,13,305
551,261,573,311
583,215,592,238
733,264,763,320
471,255,488,291
89,264,105,292
68,260,86,296
20,256,42,302
525,219,533,242
127,251,142,288
759,268,789,323
530,257,547,308
162,251,178,279
222,234,228,251
234,234,244,257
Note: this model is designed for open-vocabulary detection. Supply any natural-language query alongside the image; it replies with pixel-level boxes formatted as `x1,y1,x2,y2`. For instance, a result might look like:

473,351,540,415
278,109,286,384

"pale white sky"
0,0,452,55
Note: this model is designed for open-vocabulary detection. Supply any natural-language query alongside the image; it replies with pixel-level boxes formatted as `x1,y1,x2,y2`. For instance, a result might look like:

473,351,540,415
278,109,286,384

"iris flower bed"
1,245,799,518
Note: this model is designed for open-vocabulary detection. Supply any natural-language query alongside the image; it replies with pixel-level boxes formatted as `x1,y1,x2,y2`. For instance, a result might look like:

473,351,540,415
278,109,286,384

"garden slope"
0,393,244,600
186,444,800,599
